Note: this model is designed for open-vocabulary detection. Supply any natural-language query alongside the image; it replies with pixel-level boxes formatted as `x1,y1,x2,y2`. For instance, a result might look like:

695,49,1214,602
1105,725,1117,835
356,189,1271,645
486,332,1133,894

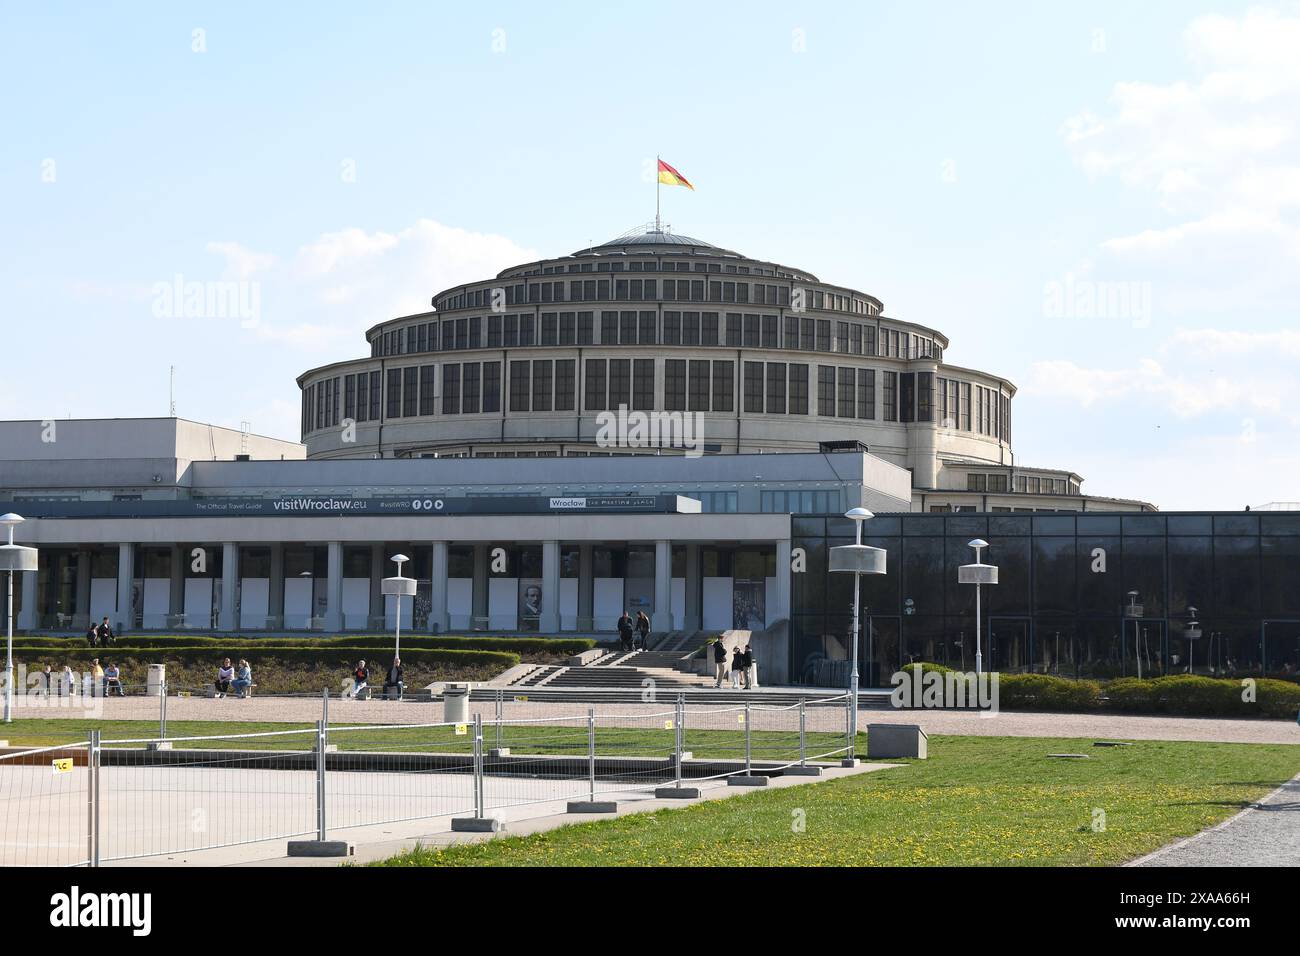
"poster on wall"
519,579,542,632
732,581,766,630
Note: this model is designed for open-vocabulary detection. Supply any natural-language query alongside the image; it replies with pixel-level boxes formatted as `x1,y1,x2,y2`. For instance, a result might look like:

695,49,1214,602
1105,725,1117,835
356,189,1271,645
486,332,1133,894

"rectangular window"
917,371,933,423
519,315,534,346
883,371,898,422
784,316,799,350
482,361,501,413
816,320,831,352
487,315,502,348
468,316,481,349
354,371,368,423
559,312,575,345
857,369,874,419
463,361,481,413
765,362,786,414
725,313,742,347
702,312,719,346
620,310,637,344
541,313,558,346
850,324,862,354
509,360,531,412
837,322,850,352
800,317,815,350
960,382,971,430
387,368,403,419
369,371,381,420
689,359,710,412
585,358,606,411
402,367,418,417
601,311,618,344
789,364,809,414
968,474,988,492
712,360,733,412
663,311,681,345
609,358,631,409
419,366,436,416
762,314,777,349
442,364,461,415
743,314,760,348
578,311,593,345
532,360,552,411
344,375,356,420
817,365,836,416
741,361,762,413
683,311,700,346
504,314,519,348
554,359,575,411
633,359,654,411
664,359,686,411
900,372,915,423
838,366,855,417
639,310,656,344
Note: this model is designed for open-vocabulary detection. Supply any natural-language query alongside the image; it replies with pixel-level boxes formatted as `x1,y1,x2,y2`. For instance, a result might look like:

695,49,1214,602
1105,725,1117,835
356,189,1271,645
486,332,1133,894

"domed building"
297,225,1148,513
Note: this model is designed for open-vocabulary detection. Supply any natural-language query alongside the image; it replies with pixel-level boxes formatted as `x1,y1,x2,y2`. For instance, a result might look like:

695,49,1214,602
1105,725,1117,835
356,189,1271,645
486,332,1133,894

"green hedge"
12,646,518,670
9,634,591,656
899,663,1300,719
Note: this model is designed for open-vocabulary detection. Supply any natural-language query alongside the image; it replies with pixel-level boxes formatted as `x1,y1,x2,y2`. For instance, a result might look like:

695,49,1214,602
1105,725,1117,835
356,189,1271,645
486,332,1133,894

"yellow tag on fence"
51,758,73,775
664,720,674,730
454,724,468,736
738,714,746,724
513,696,528,702
178,691,191,698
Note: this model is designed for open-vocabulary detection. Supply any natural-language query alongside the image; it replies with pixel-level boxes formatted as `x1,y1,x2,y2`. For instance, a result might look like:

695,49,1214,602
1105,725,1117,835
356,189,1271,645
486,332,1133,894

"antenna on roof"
169,366,176,417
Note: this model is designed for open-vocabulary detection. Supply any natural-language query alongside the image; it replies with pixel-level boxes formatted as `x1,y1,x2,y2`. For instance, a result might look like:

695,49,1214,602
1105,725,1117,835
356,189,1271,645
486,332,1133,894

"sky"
2,0,1298,511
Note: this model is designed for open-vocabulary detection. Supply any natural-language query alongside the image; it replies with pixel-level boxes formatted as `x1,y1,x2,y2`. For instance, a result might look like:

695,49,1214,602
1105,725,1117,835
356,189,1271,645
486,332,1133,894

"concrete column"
18,563,38,631
652,539,673,631
325,541,343,633
115,543,134,634
368,543,384,625
75,551,92,628
167,545,184,620
577,544,594,630
472,544,488,622
684,543,702,632
268,542,285,627
772,538,792,624
220,543,237,632
540,539,560,633
429,540,449,634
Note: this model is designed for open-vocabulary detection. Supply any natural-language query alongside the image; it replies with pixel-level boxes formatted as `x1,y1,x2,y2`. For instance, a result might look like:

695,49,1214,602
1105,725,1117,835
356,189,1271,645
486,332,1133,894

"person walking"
744,644,759,689
85,622,99,648
617,612,634,653
214,658,234,697
41,664,52,697
733,645,750,689
635,610,651,650
712,639,729,688
96,617,115,646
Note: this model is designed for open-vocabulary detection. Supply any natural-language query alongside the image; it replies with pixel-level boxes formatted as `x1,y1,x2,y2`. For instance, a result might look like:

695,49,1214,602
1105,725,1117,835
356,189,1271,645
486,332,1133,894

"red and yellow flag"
657,159,694,191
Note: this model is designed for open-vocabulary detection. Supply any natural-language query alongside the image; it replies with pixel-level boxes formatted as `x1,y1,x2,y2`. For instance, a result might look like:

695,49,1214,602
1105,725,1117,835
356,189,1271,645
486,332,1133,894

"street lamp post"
958,539,998,678
1185,606,1202,675
381,553,414,660
828,508,887,761
1125,591,1143,679
0,514,39,724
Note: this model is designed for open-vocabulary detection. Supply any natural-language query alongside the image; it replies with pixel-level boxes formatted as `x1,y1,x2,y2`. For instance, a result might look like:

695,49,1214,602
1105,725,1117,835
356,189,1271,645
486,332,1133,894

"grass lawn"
370,735,1300,867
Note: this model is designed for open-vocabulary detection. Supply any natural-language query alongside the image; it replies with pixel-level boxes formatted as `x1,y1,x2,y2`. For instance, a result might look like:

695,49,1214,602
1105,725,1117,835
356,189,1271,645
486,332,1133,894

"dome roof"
571,226,738,257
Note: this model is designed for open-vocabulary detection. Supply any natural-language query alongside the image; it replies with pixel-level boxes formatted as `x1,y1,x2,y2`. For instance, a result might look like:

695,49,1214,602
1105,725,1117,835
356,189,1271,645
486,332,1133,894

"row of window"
436,268,879,319
936,376,1011,443
965,473,1075,496
371,312,942,362
303,363,970,434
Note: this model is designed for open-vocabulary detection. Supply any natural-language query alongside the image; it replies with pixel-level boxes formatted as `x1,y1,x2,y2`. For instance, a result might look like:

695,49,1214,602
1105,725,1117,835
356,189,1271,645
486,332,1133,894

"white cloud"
1061,7,1300,312
206,241,276,280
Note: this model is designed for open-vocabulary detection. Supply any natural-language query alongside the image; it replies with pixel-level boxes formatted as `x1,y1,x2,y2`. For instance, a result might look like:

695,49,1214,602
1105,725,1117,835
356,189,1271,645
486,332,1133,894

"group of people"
83,617,116,647
346,658,405,700
712,639,759,689
616,610,651,652
34,660,124,697
213,658,253,698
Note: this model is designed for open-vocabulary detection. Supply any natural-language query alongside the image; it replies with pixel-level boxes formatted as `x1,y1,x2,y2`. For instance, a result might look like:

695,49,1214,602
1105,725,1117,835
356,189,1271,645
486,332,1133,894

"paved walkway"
9,695,1300,744
1129,775,1300,866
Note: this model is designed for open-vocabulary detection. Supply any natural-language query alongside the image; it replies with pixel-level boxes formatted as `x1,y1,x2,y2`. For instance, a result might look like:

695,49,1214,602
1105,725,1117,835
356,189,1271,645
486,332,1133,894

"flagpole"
655,154,661,233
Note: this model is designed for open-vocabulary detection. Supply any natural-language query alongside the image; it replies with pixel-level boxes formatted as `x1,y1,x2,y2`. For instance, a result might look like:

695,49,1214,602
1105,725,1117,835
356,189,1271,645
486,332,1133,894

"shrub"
997,673,1101,710
1255,679,1300,719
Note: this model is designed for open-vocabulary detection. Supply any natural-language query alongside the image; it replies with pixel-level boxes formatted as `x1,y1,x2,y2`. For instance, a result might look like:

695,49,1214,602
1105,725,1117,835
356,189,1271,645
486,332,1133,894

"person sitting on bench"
103,662,125,697
214,658,234,698
382,657,404,700
349,660,370,698
230,659,253,698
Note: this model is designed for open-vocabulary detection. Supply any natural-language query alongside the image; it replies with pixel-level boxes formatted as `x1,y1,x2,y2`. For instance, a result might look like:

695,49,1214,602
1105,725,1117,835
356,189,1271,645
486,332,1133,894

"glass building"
790,510,1300,686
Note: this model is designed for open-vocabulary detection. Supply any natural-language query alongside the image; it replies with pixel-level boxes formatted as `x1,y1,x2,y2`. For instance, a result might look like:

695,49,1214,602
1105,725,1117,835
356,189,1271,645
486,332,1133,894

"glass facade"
790,511,1300,686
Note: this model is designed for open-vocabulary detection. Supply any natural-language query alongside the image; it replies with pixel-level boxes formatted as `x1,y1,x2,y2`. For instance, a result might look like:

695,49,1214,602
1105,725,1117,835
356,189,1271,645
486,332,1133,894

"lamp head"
968,538,988,550
845,508,873,522
0,514,24,528
390,553,410,564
